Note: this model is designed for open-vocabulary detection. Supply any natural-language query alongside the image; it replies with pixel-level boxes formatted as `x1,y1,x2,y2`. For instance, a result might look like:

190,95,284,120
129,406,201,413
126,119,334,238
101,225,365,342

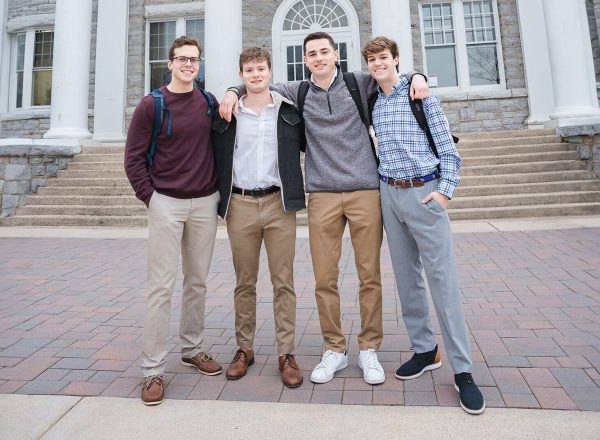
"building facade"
1,0,600,142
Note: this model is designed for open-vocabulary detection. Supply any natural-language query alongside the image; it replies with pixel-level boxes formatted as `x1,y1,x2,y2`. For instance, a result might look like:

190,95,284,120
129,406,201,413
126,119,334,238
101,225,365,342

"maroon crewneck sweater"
125,86,217,206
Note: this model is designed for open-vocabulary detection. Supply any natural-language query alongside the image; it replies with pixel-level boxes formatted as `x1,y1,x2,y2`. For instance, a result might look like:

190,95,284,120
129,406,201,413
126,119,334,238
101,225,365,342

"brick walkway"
0,228,599,411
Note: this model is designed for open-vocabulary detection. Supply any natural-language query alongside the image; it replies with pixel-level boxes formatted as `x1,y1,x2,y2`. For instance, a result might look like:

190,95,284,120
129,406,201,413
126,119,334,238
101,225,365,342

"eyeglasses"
172,56,200,65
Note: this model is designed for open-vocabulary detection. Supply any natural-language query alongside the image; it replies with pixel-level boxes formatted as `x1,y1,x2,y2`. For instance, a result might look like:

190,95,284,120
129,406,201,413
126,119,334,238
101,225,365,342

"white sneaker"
310,349,348,383
358,348,385,384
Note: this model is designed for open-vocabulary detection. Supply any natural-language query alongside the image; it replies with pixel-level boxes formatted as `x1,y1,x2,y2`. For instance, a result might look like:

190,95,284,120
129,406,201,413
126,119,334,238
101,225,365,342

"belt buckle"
252,187,263,198
393,179,404,188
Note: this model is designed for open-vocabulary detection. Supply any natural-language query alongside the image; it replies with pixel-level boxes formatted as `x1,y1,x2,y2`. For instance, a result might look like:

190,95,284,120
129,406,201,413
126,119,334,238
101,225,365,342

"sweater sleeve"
124,96,155,207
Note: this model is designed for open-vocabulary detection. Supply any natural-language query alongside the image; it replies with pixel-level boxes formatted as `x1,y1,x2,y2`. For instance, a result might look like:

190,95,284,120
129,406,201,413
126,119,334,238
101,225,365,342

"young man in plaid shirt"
363,36,485,415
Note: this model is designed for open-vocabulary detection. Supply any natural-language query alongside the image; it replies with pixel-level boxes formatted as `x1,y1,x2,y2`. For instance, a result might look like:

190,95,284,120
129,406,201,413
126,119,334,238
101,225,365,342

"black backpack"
146,87,217,167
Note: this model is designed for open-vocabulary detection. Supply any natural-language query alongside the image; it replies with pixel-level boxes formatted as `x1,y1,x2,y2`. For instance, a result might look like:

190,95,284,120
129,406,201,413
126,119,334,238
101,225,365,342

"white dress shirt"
232,93,281,189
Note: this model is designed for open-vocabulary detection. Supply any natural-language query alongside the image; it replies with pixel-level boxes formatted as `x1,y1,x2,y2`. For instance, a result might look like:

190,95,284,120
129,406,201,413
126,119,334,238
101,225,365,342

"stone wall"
588,0,600,100
558,125,600,178
0,144,78,217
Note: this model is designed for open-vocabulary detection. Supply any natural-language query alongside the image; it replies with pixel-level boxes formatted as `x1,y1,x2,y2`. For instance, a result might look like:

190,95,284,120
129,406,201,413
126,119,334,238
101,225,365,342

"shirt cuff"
437,179,456,199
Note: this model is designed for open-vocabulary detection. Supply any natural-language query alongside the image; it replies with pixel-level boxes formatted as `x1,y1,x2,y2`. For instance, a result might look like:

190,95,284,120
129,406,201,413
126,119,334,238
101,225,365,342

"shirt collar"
310,67,338,88
239,92,276,113
377,76,409,96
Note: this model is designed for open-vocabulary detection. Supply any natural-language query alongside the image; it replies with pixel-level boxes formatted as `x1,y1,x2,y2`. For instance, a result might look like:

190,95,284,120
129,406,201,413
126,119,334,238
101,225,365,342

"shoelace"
362,350,383,370
132,374,165,393
197,352,214,363
456,373,474,386
281,354,299,370
318,350,341,370
232,349,249,363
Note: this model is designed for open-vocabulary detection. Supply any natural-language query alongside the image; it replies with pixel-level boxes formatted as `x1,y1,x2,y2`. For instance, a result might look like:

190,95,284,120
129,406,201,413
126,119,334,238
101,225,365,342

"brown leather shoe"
181,351,222,375
226,348,254,380
139,375,165,406
279,354,303,388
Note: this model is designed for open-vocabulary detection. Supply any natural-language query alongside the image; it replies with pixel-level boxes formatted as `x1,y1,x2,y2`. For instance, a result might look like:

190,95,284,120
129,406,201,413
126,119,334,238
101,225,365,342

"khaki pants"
226,192,297,355
141,190,219,377
308,190,383,352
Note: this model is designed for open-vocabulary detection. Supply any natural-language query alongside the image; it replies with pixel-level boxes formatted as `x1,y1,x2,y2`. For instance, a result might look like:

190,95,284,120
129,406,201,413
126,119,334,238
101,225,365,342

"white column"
371,0,414,72
0,0,9,114
204,0,242,95
92,0,129,142
542,0,600,126
44,0,93,139
516,0,554,128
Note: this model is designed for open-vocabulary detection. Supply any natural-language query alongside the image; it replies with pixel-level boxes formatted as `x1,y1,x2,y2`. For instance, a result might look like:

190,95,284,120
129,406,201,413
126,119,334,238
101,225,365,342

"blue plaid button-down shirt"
372,77,461,198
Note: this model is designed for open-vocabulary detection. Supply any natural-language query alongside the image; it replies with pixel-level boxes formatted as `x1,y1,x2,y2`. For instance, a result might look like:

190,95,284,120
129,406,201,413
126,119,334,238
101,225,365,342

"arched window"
272,0,361,83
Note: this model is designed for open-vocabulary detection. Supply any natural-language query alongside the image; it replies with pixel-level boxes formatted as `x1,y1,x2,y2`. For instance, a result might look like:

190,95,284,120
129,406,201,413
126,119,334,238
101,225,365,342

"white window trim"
144,16,204,94
419,0,506,92
272,0,362,84
8,28,53,114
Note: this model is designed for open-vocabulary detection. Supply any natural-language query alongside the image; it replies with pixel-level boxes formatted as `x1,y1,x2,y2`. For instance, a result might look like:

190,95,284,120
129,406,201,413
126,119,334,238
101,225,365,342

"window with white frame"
146,18,205,92
420,0,504,90
12,29,54,110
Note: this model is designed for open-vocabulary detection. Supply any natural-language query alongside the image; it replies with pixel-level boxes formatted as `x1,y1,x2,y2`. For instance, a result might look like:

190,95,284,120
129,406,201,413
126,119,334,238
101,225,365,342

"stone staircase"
1,128,600,226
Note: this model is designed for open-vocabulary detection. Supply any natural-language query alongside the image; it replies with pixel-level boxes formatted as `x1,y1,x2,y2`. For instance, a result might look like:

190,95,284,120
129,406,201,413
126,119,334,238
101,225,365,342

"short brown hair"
239,47,272,71
303,32,336,55
361,36,399,71
168,36,202,61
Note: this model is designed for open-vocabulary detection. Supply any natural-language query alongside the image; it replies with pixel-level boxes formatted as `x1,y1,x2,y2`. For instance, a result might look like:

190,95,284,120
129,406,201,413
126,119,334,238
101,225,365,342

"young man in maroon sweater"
125,36,222,406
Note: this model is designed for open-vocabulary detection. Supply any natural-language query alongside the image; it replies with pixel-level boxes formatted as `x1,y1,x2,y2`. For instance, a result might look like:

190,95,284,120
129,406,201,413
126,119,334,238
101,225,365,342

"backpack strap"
342,72,378,164
147,89,172,167
409,97,439,159
297,80,310,118
198,87,217,118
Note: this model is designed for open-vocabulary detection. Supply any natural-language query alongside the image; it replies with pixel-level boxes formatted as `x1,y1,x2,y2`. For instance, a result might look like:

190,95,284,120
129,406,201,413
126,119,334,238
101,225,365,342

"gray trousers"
380,180,472,374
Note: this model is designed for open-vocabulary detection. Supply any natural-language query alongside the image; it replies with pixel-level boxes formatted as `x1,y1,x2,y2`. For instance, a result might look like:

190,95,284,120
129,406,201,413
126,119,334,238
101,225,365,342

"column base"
44,127,92,139
92,133,126,143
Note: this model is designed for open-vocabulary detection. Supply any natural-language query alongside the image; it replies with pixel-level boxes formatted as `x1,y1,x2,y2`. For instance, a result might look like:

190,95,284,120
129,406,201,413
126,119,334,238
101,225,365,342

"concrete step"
453,180,600,197
457,135,562,149
458,143,573,158
16,205,146,216
37,186,133,196
46,178,130,187
0,215,147,227
461,151,579,166
66,162,125,171
447,202,600,220
460,160,586,176
450,191,600,209
58,170,126,178
456,128,555,140
460,170,596,186
25,195,143,206
80,146,125,154
73,154,124,163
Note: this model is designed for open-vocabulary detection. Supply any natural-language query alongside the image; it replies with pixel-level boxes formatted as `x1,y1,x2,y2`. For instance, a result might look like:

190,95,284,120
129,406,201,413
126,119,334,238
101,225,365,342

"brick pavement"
0,228,599,410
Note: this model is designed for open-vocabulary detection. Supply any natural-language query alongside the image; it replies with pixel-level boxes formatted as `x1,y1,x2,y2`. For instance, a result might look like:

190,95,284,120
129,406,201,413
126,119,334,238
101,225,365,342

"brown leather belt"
380,171,439,188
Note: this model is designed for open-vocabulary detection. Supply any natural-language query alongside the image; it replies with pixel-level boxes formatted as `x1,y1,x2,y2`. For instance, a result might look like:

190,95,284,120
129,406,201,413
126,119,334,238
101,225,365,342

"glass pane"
150,21,176,61
443,18,452,28
287,46,293,60
434,18,443,29
32,69,52,106
476,30,484,41
445,31,455,43
432,4,442,17
468,44,499,85
423,5,431,18
185,19,204,44
483,1,493,13
338,42,347,59
434,32,443,44
443,4,452,16
486,29,495,41
295,63,304,80
484,15,493,27
425,46,457,87
295,45,302,60
287,64,294,81
464,3,472,14
466,30,474,43
34,30,54,68
474,2,481,14
16,33,26,71
16,71,23,108
340,61,347,72
425,33,434,45
474,16,483,28
424,19,433,31
150,62,170,90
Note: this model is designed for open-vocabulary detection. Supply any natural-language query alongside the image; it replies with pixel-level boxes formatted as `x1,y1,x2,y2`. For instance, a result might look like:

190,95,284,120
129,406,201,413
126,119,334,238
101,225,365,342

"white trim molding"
145,2,205,19
7,14,54,33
